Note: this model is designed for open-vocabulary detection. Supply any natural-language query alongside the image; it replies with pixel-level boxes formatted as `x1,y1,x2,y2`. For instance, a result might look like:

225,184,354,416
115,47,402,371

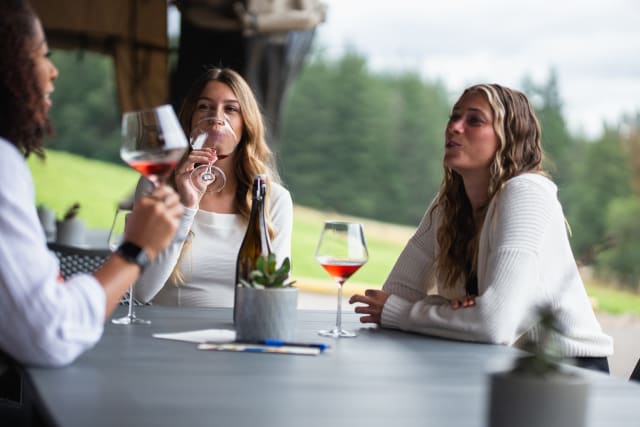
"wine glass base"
318,328,356,338
111,315,151,325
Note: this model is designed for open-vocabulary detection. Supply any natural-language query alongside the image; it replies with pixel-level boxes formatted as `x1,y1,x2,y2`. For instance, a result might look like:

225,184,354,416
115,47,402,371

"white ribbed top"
381,173,613,357
134,182,293,307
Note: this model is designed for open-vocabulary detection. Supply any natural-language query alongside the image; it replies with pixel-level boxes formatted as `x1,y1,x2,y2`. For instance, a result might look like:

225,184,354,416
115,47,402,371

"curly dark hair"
0,0,51,158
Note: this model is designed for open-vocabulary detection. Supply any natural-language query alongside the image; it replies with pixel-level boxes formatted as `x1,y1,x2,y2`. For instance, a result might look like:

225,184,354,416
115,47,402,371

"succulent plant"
511,306,564,376
239,253,296,289
62,202,81,221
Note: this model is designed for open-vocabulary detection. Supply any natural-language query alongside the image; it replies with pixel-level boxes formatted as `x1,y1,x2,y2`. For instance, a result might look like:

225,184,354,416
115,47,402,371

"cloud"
316,0,640,137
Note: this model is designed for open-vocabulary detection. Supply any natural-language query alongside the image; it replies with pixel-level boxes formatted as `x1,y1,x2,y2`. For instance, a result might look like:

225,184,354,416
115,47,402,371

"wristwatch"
115,241,149,270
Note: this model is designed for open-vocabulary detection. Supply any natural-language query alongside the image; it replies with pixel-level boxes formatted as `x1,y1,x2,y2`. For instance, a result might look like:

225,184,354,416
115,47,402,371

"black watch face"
118,242,148,268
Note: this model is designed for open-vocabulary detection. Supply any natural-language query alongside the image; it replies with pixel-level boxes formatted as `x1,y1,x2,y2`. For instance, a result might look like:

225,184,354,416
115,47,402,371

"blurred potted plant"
37,203,56,241
56,202,86,246
488,307,589,427
235,254,297,341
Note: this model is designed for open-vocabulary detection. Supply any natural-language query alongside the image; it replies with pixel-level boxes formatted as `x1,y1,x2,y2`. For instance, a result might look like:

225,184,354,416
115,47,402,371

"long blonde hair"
170,67,280,284
434,83,545,290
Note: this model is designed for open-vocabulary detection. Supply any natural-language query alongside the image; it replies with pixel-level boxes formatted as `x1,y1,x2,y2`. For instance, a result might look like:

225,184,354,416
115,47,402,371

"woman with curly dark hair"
350,83,613,373
0,0,53,157
0,0,182,367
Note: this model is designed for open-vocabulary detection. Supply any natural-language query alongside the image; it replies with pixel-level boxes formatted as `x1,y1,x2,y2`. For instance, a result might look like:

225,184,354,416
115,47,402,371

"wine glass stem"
127,285,135,319
335,281,344,332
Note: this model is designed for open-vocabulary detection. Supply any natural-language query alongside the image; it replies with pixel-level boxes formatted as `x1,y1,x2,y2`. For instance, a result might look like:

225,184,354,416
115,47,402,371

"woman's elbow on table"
471,302,521,346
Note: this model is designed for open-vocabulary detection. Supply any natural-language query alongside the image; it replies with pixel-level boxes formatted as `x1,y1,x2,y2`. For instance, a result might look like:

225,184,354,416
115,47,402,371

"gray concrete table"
26,306,640,427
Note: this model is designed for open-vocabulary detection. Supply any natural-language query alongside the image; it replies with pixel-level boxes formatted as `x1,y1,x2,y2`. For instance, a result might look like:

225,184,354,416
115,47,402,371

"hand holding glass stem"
189,115,238,193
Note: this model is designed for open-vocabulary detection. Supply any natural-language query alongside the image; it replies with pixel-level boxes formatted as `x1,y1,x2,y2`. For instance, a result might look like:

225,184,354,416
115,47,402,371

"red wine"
128,159,178,177
319,259,364,285
123,147,185,180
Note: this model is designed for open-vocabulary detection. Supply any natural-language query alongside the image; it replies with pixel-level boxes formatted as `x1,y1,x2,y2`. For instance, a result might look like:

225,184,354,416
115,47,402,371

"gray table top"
26,306,640,427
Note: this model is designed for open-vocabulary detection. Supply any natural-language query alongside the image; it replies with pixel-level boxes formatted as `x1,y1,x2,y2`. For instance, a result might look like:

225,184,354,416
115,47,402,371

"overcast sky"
314,0,640,138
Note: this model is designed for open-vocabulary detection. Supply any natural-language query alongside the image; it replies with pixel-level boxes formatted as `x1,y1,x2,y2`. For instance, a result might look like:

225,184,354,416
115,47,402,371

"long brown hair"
174,67,280,220
170,67,280,284
434,84,545,290
0,0,51,158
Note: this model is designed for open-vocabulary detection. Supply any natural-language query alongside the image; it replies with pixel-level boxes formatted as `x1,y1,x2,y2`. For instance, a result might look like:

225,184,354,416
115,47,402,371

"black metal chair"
631,359,640,382
47,242,145,306
47,242,110,280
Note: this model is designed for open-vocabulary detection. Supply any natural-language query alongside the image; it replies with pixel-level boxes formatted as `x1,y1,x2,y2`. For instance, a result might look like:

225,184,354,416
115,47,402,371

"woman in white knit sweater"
349,83,613,372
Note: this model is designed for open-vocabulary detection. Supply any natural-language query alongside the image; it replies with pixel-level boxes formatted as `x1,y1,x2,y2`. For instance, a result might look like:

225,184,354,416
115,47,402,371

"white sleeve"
381,201,439,302
269,185,293,268
0,141,105,367
132,207,197,302
381,178,553,345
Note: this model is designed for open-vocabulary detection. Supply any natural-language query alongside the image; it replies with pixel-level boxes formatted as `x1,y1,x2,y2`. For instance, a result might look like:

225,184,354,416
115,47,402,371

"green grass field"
28,150,139,228
28,150,640,314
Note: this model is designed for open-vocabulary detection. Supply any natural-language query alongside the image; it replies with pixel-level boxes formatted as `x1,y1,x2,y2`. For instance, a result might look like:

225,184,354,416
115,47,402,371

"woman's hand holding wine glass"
173,146,218,208
171,115,237,208
125,187,183,260
111,105,188,325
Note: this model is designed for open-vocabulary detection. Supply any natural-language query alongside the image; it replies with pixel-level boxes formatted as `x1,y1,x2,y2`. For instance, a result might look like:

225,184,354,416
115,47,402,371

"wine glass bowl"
315,221,368,338
189,115,237,193
120,105,188,186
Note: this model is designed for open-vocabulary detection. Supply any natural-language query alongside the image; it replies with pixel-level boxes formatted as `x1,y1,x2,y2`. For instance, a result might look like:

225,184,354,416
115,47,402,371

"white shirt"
381,173,613,357
0,138,105,367
134,182,293,307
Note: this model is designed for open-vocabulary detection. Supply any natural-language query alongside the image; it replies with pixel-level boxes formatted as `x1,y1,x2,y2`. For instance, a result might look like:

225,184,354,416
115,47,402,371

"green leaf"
240,256,296,289
256,256,265,272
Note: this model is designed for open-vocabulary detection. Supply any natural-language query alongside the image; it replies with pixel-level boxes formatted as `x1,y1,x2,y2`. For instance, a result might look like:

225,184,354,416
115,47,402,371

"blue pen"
198,343,321,356
260,339,330,351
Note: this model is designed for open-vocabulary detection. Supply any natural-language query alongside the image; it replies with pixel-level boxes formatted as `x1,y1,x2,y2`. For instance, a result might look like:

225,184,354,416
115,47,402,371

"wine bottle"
234,174,272,322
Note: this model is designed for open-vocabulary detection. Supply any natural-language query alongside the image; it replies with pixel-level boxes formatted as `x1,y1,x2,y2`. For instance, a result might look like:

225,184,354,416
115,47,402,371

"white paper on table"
152,329,236,343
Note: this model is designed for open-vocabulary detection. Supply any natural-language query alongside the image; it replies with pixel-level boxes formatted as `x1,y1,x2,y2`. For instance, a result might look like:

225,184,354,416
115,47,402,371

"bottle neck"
249,178,271,253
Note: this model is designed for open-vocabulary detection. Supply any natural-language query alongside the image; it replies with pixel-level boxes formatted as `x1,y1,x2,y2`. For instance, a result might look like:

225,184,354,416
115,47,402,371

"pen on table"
198,343,321,356
237,339,330,351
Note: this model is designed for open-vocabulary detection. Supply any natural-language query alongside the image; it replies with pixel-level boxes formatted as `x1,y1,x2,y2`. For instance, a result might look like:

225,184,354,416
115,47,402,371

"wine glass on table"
108,207,147,325
189,115,238,193
315,221,368,338
111,104,189,325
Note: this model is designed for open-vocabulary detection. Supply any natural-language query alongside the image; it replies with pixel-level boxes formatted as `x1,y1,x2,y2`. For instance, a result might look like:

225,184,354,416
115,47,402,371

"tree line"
46,49,640,290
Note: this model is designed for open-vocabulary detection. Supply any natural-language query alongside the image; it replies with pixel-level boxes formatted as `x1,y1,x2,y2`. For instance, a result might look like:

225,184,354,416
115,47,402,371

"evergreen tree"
48,50,120,163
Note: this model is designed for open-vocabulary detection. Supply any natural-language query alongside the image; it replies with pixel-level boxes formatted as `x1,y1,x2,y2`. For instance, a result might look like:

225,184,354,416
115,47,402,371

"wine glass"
108,208,149,325
120,104,189,187
315,221,368,338
189,115,238,193
113,105,188,325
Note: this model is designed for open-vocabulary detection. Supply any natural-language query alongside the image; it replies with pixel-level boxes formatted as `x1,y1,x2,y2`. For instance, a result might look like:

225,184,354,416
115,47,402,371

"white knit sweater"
381,174,613,357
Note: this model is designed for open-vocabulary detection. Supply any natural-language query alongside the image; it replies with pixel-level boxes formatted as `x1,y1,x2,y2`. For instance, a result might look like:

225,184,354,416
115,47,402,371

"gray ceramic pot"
56,218,86,247
235,286,298,342
488,370,589,427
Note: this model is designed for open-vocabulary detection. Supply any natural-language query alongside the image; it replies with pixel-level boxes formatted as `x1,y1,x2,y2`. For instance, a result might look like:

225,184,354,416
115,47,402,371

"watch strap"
115,241,149,270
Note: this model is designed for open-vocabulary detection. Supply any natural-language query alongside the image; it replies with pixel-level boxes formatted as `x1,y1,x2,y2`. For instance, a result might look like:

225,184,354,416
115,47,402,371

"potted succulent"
235,254,298,342
56,202,86,246
487,307,589,427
